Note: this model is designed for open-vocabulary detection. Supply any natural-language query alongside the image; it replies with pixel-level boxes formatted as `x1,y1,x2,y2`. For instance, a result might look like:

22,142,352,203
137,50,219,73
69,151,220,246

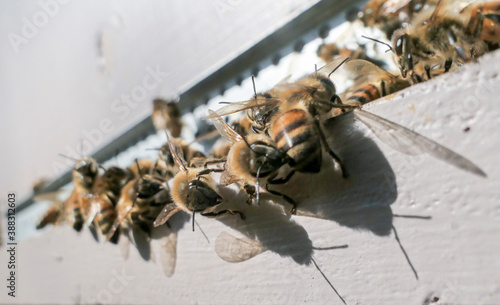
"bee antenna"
58,154,79,162
195,220,210,243
219,102,231,104
361,35,394,53
135,159,144,180
328,57,350,78
314,64,318,73
192,211,195,232
311,257,346,305
255,162,265,206
251,75,257,98
145,148,162,151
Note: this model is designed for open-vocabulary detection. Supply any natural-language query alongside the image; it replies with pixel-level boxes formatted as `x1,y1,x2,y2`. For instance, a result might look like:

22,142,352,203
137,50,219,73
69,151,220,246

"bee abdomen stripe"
347,95,370,105
274,118,309,144
279,130,312,151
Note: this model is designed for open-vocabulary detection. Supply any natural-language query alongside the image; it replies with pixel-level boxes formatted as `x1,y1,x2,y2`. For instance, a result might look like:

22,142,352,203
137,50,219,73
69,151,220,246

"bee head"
248,141,285,178
186,179,222,212
73,157,99,188
137,175,163,199
247,93,277,134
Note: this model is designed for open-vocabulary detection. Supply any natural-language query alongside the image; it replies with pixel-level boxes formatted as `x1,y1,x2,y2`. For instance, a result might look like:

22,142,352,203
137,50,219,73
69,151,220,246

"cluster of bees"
35,0,493,279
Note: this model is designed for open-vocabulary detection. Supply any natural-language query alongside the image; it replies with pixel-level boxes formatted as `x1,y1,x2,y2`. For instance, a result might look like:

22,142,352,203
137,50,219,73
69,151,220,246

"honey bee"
153,133,243,231
360,0,438,38
340,59,412,106
317,43,374,64
36,157,100,231
152,98,183,137
208,110,296,211
85,166,132,243
391,0,498,79
204,58,351,177
106,160,169,241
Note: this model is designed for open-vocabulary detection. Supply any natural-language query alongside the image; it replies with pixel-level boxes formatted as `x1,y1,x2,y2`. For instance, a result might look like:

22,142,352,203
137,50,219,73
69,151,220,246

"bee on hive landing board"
391,0,499,79
152,98,183,137
209,110,297,212
340,59,412,106
204,58,352,178
153,132,243,232
36,157,100,231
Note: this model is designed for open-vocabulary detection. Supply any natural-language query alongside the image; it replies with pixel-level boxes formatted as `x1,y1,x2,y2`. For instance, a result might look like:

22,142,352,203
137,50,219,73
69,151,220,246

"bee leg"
243,183,256,205
264,186,297,214
201,209,245,220
265,170,297,214
315,121,348,178
202,158,226,168
425,65,432,80
131,212,151,238
195,168,224,179
444,58,453,73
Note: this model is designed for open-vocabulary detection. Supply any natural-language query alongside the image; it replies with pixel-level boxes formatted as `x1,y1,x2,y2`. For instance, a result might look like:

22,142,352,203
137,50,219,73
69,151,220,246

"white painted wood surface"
1,49,499,304
0,0,320,202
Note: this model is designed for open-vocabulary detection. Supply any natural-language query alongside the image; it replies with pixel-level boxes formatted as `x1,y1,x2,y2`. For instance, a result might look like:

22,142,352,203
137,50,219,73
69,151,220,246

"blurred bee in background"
85,166,132,243
36,157,100,231
360,0,438,39
391,0,499,79
152,98,183,137
340,59,412,106
106,160,169,241
153,133,243,232
32,178,50,195
317,42,388,69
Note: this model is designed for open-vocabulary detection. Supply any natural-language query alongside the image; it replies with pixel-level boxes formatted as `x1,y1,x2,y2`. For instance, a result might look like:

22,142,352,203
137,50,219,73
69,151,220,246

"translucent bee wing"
105,197,135,241
381,0,411,14
33,190,67,202
203,97,282,119
165,132,189,173
159,232,177,277
153,204,182,227
84,198,99,228
354,110,487,177
344,59,395,88
208,109,243,143
215,232,266,263
317,56,350,77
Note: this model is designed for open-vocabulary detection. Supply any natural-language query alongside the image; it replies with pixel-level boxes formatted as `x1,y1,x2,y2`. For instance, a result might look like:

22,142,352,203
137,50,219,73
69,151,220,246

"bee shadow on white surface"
215,186,316,265
290,111,398,236
130,212,188,265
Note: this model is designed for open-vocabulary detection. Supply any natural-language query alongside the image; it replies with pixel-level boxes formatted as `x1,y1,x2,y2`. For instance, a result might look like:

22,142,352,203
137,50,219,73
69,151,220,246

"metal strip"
17,0,359,213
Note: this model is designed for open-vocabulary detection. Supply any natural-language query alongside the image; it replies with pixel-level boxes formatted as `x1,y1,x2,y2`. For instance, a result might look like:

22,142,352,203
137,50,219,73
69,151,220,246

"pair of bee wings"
203,57,350,120
209,103,486,178
352,110,487,177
